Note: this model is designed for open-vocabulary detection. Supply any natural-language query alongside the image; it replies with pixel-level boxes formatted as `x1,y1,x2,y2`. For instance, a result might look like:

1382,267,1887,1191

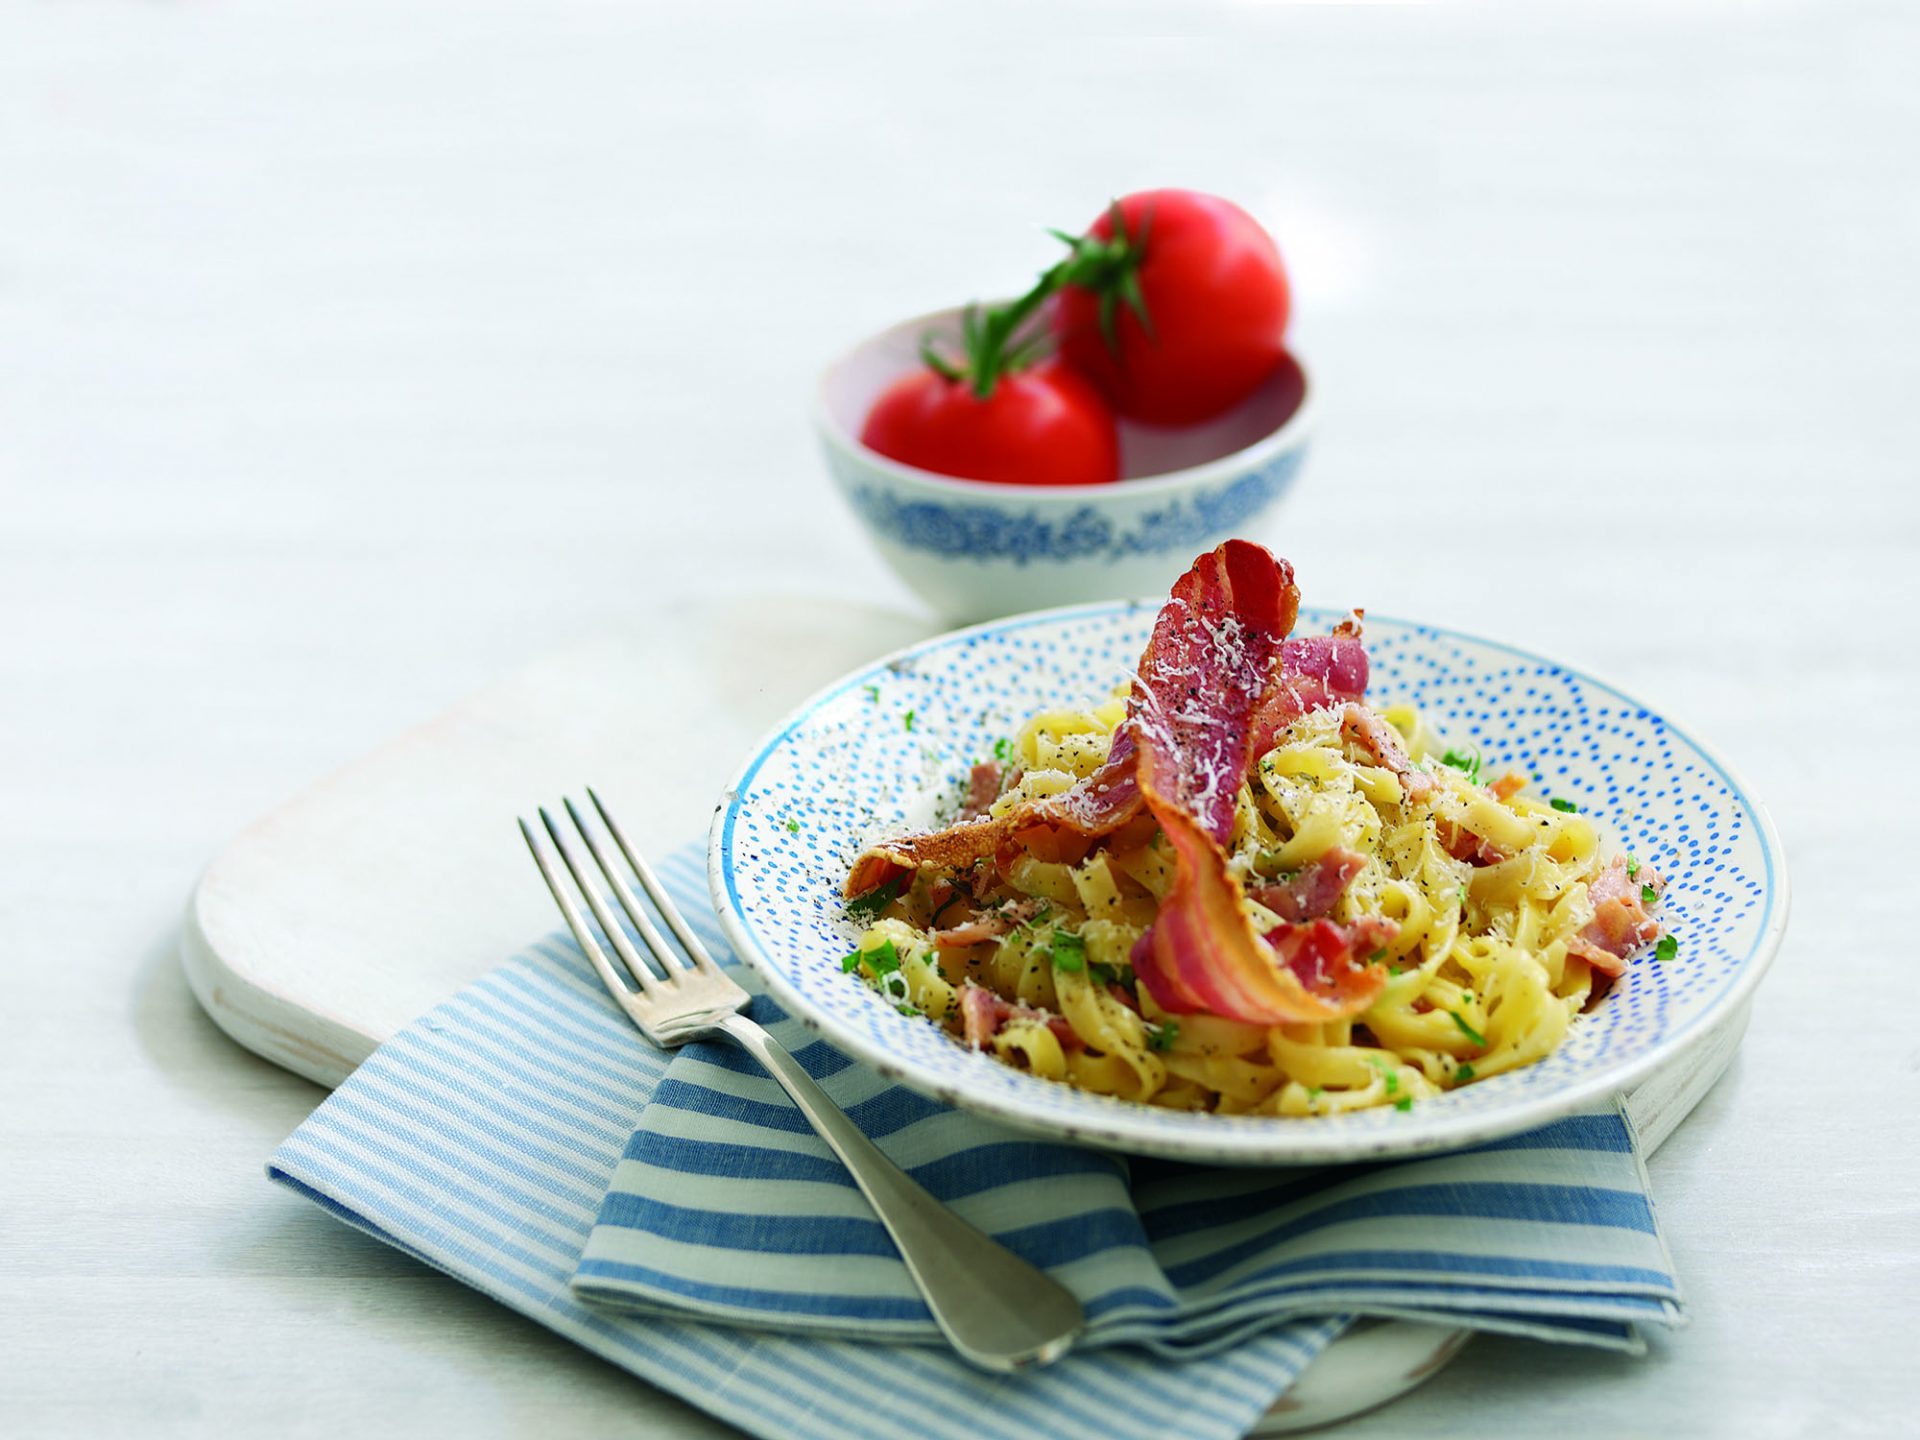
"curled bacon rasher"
1123,545,1388,1025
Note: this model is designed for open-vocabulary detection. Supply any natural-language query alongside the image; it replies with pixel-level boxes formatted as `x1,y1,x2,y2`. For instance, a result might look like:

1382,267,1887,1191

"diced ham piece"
1568,856,1666,978
1489,773,1526,802
1340,704,1435,803
1246,846,1368,923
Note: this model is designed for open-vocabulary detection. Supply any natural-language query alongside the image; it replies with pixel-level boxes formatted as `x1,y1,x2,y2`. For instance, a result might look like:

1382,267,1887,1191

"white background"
3,1,1916,1435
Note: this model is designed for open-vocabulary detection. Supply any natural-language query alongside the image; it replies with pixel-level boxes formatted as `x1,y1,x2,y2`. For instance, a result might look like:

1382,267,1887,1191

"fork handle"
717,1012,1085,1371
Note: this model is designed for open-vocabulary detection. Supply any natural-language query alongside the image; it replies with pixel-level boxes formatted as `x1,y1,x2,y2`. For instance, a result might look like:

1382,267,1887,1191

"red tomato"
1055,190,1291,426
859,362,1119,487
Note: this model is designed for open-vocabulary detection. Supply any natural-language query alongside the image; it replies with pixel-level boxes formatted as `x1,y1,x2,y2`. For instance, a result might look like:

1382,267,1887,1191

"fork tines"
519,788,720,998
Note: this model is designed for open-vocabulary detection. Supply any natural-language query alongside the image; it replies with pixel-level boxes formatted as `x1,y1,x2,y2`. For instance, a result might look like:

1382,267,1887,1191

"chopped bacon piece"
1568,856,1666,978
957,761,1007,821
1047,1016,1086,1052
959,985,1007,1049
845,850,915,901
1489,773,1526,802
1340,704,1434,803
931,899,1040,948
957,984,1082,1052
1249,632,1371,756
1266,917,1399,994
1436,820,1508,867
1246,846,1368,923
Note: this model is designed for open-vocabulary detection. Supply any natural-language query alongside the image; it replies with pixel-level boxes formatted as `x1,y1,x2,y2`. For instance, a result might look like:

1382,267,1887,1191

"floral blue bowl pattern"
845,448,1306,565
709,604,1788,1164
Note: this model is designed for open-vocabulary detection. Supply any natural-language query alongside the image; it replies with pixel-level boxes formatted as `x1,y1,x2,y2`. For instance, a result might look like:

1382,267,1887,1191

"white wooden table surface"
4,2,1916,1435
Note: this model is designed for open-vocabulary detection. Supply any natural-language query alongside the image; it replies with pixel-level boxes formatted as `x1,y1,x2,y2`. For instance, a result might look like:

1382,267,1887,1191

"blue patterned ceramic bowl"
815,304,1313,623
709,602,1790,1165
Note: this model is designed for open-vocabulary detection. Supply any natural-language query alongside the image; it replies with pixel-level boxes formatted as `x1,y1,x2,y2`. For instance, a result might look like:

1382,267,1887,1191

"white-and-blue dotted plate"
708,602,1789,1164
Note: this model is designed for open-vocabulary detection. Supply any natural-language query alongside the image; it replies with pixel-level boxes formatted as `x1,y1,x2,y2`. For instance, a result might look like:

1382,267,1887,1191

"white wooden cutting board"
178,607,1744,1434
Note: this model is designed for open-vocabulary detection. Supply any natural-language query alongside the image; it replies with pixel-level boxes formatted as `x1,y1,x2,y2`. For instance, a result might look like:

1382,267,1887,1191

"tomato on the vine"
1055,190,1291,426
860,361,1119,488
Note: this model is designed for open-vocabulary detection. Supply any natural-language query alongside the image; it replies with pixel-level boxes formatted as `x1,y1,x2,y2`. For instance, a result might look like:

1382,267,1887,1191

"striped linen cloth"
269,845,1682,1440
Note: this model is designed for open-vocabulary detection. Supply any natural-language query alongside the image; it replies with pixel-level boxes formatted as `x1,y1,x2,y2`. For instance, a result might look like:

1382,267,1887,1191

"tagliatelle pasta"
839,543,1666,1118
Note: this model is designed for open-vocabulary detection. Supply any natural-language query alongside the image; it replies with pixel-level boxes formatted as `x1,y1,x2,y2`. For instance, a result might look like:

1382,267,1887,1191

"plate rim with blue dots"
707,600,1790,1165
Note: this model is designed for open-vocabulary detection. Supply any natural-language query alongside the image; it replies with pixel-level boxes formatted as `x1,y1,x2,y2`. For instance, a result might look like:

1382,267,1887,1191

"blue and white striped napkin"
269,845,1682,1440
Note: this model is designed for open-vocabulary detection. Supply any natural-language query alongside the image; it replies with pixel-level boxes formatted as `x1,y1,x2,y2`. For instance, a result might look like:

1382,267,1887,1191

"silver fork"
518,789,1086,1372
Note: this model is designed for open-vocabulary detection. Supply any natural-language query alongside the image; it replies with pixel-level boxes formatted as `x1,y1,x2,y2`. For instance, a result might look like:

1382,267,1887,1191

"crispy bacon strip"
1125,544,1388,1025
1131,808,1389,1021
1569,857,1666,978
1247,846,1369,923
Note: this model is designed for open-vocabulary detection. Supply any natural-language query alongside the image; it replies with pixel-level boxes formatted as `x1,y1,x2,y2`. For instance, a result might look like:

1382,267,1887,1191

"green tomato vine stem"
926,201,1153,401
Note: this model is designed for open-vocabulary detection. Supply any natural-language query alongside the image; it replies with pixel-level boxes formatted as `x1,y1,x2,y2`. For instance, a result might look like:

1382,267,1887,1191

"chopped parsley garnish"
897,1003,922,1017
1654,934,1678,962
1641,883,1659,906
785,819,801,834
1369,1059,1399,1095
862,684,880,702
1050,927,1087,972
929,891,966,928
1449,1010,1487,1047
1626,855,1641,879
1389,965,1403,977
1458,883,1469,905
1013,902,1053,935
1394,1097,1413,1112
1307,1085,1324,1100
1455,1063,1476,1082
1148,1020,1179,1052
1369,949,1388,962
862,939,901,976
846,874,904,923
1440,747,1483,785
993,736,1013,762
840,950,863,973
1549,797,1578,813
902,709,916,732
